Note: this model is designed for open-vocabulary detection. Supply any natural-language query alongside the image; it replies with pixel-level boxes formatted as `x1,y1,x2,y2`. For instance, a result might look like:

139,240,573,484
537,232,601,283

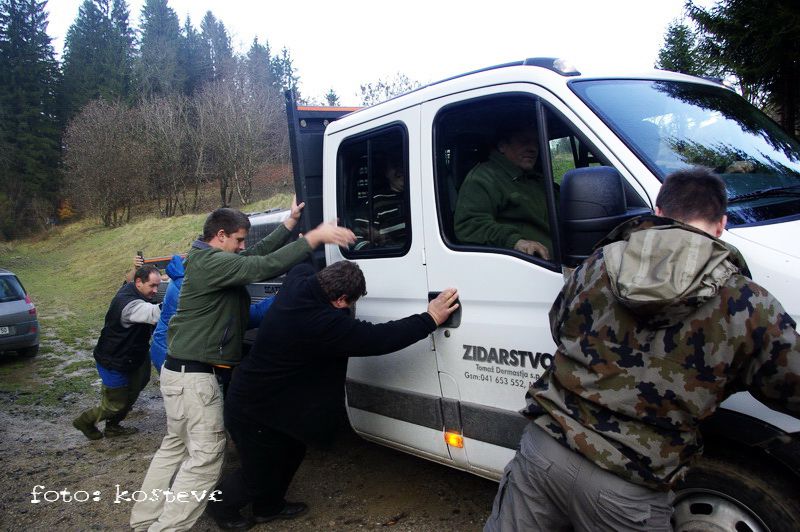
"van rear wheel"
673,455,800,532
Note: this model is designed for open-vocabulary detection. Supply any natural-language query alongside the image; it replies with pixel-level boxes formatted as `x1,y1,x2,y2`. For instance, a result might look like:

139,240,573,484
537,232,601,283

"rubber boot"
73,408,104,440
102,386,137,438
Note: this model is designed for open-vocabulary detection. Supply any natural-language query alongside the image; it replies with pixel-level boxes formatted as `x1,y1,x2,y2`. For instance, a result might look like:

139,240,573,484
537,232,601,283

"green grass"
14,372,98,407
63,359,97,374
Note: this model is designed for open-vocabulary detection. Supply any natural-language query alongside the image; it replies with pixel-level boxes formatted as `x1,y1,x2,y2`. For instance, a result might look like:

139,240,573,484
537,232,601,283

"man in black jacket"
73,265,162,440
207,261,459,529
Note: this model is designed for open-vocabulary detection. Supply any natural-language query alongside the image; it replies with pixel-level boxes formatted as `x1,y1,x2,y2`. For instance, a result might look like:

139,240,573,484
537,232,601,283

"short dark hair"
655,167,728,223
134,265,159,284
316,260,367,303
495,115,538,146
202,208,251,241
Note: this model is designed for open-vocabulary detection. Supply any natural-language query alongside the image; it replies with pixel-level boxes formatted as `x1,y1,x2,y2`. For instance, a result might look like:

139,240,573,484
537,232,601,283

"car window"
0,276,26,303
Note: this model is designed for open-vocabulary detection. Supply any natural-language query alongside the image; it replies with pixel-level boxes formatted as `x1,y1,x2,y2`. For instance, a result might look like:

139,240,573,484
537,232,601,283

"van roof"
325,57,726,134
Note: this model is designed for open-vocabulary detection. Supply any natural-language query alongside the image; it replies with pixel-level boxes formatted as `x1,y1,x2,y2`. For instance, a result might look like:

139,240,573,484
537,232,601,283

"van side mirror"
560,166,650,267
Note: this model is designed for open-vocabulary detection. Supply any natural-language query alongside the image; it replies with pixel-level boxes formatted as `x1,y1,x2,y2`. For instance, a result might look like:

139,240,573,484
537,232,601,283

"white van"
275,58,800,531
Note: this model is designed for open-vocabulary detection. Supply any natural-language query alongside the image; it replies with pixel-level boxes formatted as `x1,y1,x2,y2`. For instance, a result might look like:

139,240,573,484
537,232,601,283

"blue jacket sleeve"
248,295,275,329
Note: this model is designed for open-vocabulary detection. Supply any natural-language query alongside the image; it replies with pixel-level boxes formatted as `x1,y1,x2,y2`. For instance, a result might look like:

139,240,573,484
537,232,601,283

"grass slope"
2,194,292,342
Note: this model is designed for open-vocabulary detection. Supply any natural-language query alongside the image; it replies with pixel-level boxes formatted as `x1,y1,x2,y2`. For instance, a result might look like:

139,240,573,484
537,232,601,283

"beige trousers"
130,367,226,532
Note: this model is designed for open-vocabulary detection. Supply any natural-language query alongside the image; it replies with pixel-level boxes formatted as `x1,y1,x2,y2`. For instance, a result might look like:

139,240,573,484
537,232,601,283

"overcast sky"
44,0,713,106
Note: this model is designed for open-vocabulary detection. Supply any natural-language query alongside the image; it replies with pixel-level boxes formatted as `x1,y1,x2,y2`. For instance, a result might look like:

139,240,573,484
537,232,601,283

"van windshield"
571,79,800,226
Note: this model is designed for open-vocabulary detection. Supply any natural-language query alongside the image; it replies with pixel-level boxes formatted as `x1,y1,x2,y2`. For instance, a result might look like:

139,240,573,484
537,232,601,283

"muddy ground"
0,338,497,532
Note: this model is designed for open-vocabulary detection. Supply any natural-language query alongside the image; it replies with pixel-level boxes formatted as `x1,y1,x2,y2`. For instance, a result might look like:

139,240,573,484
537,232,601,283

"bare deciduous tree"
359,73,421,106
194,78,286,207
63,99,148,226
138,93,196,215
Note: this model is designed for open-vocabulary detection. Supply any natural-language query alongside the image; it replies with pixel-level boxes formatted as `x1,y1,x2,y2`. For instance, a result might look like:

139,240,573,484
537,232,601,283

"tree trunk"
219,177,227,207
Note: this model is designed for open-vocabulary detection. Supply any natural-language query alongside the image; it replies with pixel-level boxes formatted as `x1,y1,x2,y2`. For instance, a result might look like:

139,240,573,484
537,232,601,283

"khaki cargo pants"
130,366,226,532
484,424,673,532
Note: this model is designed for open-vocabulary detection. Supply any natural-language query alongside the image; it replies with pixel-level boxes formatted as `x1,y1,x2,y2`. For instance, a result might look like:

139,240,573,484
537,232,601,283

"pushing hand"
427,288,459,326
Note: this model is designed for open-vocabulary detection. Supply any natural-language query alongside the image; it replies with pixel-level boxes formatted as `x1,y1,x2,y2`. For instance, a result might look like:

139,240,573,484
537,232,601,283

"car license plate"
0,326,9,335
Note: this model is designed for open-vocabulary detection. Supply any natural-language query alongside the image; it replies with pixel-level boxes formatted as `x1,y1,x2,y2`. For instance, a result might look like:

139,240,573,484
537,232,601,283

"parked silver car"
0,269,39,357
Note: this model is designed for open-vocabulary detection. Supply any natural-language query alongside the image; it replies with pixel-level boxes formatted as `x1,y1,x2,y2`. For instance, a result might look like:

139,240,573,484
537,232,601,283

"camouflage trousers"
484,423,673,532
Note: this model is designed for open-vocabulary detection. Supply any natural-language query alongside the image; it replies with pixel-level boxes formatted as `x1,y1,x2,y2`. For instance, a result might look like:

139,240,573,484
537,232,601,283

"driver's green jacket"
454,150,552,253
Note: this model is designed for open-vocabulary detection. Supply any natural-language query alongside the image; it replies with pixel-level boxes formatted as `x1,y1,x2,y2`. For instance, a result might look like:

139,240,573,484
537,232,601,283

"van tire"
673,454,800,532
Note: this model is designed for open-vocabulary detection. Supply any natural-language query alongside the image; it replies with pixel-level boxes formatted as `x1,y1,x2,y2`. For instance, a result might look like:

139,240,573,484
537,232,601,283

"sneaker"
104,423,139,437
253,501,308,523
73,415,103,441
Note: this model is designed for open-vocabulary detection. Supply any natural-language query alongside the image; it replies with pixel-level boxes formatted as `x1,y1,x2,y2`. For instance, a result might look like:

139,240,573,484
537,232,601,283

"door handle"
428,291,462,328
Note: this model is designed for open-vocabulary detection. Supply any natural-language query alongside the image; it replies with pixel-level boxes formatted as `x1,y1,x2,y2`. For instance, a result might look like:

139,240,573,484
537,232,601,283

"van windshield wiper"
728,185,800,204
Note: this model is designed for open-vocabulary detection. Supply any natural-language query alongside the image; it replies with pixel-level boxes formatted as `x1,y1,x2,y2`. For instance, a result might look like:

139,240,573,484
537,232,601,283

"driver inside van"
454,120,553,260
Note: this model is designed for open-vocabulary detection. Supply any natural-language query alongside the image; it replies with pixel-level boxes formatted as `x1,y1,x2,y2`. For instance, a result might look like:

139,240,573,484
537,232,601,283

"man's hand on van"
284,195,306,232
514,239,550,260
427,288,459,326
304,221,356,249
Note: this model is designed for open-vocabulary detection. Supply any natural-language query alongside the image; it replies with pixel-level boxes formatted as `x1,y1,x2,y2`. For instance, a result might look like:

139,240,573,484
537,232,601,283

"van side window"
337,126,410,256
549,135,602,184
545,111,649,209
434,95,558,263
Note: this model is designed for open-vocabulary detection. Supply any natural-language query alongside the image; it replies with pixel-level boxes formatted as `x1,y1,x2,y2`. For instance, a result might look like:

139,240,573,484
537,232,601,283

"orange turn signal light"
445,431,464,448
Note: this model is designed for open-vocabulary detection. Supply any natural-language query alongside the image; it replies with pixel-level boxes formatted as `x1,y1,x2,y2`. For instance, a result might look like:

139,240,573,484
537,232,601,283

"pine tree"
655,20,708,77
324,88,339,106
245,37,274,94
109,0,134,98
61,0,134,120
137,0,182,96
687,0,800,135
270,46,299,94
178,16,207,95
200,11,234,83
0,0,61,237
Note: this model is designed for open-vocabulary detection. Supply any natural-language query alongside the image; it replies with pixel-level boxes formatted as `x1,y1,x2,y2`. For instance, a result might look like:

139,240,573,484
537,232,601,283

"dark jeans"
212,415,306,517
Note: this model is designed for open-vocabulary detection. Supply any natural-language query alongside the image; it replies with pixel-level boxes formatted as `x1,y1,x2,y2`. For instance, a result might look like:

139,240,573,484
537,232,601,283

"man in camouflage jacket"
485,168,800,531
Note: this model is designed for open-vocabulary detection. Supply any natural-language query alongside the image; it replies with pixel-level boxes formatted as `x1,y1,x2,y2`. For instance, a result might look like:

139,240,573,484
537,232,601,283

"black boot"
206,501,253,530
104,422,138,437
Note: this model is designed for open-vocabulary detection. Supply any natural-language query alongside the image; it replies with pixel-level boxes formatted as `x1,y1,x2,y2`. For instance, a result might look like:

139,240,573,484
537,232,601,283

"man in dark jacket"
207,260,459,529
73,265,162,440
484,168,800,531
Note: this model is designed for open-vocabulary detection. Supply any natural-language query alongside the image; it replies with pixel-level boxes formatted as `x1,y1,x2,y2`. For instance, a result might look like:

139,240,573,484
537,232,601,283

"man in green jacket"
130,199,355,532
454,121,552,260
